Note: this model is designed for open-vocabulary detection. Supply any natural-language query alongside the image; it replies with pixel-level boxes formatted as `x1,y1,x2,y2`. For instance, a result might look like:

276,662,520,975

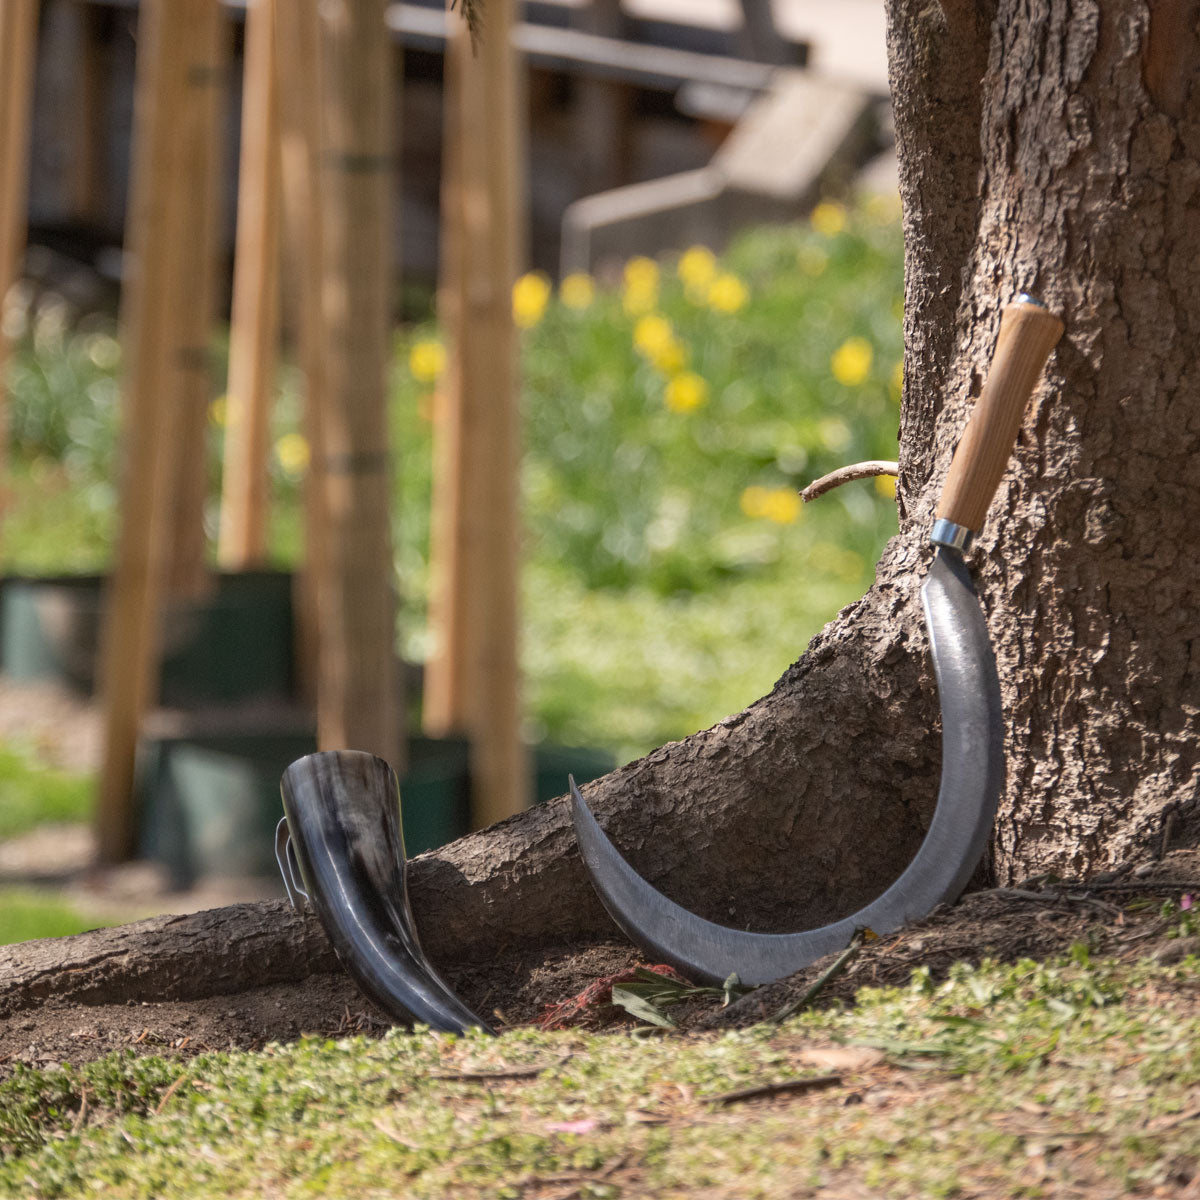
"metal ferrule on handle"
930,518,973,551
930,295,1064,548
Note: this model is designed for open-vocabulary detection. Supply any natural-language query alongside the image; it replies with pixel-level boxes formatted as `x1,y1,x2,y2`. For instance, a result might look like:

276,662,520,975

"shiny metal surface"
280,750,492,1033
930,518,973,551
570,547,1004,986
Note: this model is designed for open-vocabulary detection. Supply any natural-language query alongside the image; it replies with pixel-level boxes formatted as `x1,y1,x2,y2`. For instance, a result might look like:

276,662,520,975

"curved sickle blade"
570,546,1003,986
281,750,492,1033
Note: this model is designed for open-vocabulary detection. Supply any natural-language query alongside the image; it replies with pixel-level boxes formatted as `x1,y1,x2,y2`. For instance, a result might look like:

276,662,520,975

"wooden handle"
935,297,1064,532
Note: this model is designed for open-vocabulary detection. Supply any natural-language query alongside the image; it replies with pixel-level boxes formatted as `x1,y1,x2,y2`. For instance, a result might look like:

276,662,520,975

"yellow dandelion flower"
761,487,802,524
677,245,717,296
740,486,801,523
634,314,674,357
811,542,863,581
831,336,873,387
707,273,749,314
875,473,897,498
740,485,769,519
513,272,552,328
622,256,660,315
624,256,659,290
797,244,828,277
275,431,311,477
632,315,688,372
560,272,596,310
818,417,852,452
811,201,847,237
864,191,902,224
664,372,708,413
209,394,229,428
623,281,658,316
651,339,687,374
408,339,446,383
836,549,864,581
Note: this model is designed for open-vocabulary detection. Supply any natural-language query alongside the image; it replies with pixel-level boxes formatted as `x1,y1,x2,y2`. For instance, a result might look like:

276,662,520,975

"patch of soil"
0,940,643,1079
4,849,1198,1079
702,846,1200,1029
0,679,102,774
0,974,373,1075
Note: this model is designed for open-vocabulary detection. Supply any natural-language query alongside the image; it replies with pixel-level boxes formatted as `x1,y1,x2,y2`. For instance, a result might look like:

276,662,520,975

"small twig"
704,1073,842,1107
372,1119,421,1151
1147,1104,1200,1133
770,931,869,1024
990,887,1063,902
152,1072,190,1117
1160,812,1176,860
990,887,1122,917
991,879,1200,900
1088,878,1200,894
426,1053,572,1082
70,1087,88,1135
521,1155,627,1187
801,460,899,503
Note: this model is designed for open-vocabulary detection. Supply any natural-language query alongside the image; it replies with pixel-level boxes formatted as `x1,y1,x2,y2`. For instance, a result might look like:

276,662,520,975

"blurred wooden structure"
6,0,886,861
90,0,403,861
425,0,529,827
218,0,282,571
95,0,226,861
20,0,891,284
0,0,39,421
309,0,402,768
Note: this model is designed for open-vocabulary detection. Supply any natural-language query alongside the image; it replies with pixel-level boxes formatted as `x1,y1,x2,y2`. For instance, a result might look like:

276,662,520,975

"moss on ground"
3,947,1199,1198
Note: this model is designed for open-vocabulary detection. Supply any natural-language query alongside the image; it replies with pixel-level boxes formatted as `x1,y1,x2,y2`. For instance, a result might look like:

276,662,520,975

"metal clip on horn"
277,750,492,1034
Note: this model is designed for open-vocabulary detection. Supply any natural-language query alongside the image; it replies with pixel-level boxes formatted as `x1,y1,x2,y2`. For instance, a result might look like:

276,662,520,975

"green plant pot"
532,743,614,804
0,570,296,704
135,730,615,889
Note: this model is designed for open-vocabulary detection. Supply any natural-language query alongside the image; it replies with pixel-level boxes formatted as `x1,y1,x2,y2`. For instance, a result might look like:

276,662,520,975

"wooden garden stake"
164,1,227,600
426,0,529,827
219,0,282,570
273,0,328,704
310,0,402,768
95,0,225,863
0,0,39,419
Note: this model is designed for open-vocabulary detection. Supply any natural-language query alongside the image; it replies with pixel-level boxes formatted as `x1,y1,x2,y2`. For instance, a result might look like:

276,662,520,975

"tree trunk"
9,0,1200,1005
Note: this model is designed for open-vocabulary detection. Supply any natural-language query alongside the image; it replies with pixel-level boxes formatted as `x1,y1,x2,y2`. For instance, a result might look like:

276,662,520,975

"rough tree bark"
7,0,1200,1007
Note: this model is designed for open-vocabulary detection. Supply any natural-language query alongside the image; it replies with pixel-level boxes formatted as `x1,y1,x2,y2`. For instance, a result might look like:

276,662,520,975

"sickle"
570,296,1065,987
277,750,491,1033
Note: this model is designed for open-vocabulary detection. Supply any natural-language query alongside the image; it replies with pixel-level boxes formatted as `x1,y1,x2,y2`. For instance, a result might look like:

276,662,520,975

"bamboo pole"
165,1,227,600
274,0,327,705
65,3,106,227
94,0,224,863
426,0,529,827
218,0,282,570
0,0,38,423
310,0,402,768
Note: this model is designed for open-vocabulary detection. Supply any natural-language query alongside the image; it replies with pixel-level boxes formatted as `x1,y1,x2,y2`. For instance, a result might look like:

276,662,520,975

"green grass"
3,204,903,761
3,950,1199,1198
0,745,92,839
0,886,108,945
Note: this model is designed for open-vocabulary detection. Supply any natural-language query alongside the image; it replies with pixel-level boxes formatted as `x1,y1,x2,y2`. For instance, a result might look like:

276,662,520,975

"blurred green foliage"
0,746,92,840
0,887,105,945
395,202,904,756
2,204,903,761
